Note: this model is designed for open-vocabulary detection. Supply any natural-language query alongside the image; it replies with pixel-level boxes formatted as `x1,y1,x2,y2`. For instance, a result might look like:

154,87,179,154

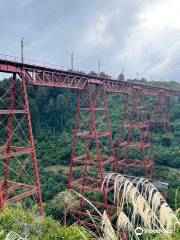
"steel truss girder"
0,58,179,96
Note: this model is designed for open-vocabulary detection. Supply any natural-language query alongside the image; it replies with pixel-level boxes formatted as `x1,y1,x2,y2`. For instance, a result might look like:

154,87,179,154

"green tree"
55,94,69,128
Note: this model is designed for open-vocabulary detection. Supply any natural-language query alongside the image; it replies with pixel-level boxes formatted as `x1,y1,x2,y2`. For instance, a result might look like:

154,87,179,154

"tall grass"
71,174,179,239
102,174,179,233
5,174,179,239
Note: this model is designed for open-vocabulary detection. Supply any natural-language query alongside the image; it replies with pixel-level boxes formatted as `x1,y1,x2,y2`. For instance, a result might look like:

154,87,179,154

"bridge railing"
0,54,20,63
0,53,65,70
0,53,117,78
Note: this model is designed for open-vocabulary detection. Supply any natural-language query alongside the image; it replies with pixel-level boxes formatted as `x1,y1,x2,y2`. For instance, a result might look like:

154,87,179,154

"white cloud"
150,42,180,80
115,0,180,81
140,0,180,31
84,13,115,48
1,0,180,81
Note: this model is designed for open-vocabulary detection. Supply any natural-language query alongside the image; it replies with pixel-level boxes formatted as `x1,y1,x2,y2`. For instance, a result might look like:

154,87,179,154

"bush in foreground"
0,204,91,240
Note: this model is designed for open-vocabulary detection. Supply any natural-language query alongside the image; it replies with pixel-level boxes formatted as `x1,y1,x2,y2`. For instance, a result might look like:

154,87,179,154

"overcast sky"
1,0,180,81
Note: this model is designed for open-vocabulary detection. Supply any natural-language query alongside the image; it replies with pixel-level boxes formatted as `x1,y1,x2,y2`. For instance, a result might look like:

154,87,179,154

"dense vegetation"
0,77,179,239
0,204,91,239
0,204,179,239
24,79,180,217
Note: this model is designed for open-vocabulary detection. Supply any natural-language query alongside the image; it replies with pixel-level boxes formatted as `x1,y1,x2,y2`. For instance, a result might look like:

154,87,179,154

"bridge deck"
0,54,180,96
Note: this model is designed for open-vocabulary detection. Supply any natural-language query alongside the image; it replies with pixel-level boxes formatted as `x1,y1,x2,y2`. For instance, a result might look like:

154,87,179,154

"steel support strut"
117,90,156,178
21,71,44,215
4,73,16,198
0,72,44,214
68,81,116,227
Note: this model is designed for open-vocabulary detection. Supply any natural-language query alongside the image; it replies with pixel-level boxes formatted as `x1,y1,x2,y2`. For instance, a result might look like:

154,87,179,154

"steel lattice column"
149,93,171,137
117,90,156,178
68,81,116,228
0,72,44,214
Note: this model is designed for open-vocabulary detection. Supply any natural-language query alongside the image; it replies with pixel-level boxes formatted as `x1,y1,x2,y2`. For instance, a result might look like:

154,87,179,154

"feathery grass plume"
53,189,77,207
70,174,179,239
101,211,118,240
116,211,132,230
5,231,24,240
133,176,179,232
72,189,140,240
53,189,77,225
102,173,179,236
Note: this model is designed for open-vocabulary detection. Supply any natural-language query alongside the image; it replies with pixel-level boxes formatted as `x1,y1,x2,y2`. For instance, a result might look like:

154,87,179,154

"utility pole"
120,65,125,81
98,59,101,75
122,65,124,74
71,52,74,71
21,37,24,64
137,71,139,79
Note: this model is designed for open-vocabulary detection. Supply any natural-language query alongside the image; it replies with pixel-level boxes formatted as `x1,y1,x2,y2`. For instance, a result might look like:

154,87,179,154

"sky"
0,0,180,81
